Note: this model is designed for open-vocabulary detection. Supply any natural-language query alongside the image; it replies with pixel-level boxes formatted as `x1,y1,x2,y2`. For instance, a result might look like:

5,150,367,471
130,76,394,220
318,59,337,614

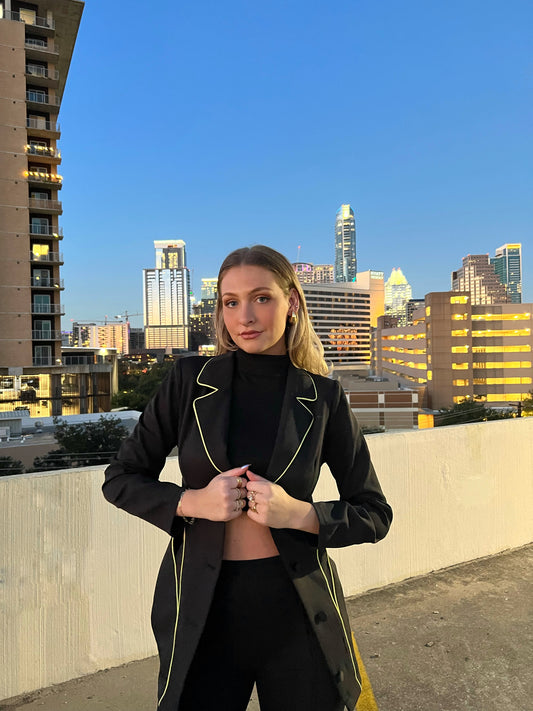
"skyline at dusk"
58,0,532,328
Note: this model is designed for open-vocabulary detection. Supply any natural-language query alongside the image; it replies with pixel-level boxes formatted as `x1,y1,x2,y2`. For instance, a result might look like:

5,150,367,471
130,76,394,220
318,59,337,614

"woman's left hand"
245,470,319,533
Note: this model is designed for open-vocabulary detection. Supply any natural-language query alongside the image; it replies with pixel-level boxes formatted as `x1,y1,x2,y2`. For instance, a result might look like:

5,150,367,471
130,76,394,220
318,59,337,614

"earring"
290,311,298,324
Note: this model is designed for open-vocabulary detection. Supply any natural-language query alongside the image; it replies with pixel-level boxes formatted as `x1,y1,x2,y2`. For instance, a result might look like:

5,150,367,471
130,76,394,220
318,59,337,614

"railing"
29,224,63,237
28,198,62,211
26,145,61,158
4,10,55,30
29,251,64,263
31,356,55,366
26,118,61,133
31,303,64,314
25,170,63,185
26,91,61,107
31,277,64,288
26,65,59,81
25,38,59,53
31,330,62,341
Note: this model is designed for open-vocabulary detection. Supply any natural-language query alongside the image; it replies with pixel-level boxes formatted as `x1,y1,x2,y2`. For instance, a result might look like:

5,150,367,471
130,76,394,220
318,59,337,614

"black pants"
179,556,344,711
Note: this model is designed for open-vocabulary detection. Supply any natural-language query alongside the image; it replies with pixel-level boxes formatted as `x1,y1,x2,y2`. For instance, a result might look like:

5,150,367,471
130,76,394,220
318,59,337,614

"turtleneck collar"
234,348,290,377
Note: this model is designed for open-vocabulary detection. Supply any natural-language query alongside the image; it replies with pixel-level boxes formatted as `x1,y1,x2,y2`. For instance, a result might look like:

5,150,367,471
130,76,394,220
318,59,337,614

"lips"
239,331,262,339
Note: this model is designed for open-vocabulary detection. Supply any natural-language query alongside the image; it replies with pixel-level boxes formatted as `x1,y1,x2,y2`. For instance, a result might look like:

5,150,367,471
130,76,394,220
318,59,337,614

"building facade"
72,321,130,355
373,292,532,409
292,262,334,285
384,268,413,326
334,204,357,282
0,2,118,416
451,254,509,305
491,243,522,304
303,283,372,370
143,240,190,350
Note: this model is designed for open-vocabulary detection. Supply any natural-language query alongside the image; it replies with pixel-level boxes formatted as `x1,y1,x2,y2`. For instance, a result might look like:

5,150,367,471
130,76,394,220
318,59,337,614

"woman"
103,245,392,711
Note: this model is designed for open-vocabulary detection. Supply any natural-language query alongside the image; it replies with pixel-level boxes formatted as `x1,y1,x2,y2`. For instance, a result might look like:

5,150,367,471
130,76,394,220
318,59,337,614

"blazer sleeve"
312,380,392,549
102,360,185,537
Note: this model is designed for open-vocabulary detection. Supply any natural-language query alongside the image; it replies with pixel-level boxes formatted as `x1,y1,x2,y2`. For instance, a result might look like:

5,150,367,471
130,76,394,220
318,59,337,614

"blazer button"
290,561,301,573
314,611,327,624
335,670,345,683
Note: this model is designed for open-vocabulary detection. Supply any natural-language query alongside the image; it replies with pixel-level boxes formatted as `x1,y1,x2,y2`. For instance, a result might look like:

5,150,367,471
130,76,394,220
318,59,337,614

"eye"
223,299,237,308
256,295,270,303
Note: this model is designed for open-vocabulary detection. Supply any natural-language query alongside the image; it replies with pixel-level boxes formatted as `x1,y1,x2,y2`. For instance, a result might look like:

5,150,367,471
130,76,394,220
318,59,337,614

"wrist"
177,490,196,524
291,500,319,534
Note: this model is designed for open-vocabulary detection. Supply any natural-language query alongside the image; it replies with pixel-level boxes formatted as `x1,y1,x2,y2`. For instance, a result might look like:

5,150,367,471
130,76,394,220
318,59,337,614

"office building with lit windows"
384,268,413,325
303,283,373,370
72,321,130,355
143,240,190,350
373,292,532,409
0,2,119,417
334,204,357,282
292,263,334,285
451,254,509,305
491,243,522,303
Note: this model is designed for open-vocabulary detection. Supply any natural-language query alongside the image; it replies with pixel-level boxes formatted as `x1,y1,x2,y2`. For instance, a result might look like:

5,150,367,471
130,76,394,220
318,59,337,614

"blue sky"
59,0,532,329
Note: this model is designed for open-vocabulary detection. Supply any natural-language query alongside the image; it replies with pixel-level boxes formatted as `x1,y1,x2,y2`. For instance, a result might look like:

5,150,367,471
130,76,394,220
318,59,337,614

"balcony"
26,118,61,138
31,330,62,341
31,356,56,366
28,198,63,214
25,170,63,189
26,91,61,110
31,302,64,315
24,38,59,60
30,251,64,264
25,144,61,161
29,224,63,238
25,64,60,87
30,277,64,289
4,10,55,33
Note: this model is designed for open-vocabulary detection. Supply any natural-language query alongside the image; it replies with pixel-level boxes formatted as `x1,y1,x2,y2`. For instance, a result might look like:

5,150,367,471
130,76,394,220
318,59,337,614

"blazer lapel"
192,352,233,474
266,364,318,484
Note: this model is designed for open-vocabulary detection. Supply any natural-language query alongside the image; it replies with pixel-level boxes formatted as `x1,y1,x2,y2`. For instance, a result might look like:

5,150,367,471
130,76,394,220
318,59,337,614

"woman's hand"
245,470,319,534
178,466,249,522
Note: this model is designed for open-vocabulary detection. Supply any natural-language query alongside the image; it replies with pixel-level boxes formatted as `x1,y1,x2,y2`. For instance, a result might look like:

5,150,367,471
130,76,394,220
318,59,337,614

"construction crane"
113,311,142,323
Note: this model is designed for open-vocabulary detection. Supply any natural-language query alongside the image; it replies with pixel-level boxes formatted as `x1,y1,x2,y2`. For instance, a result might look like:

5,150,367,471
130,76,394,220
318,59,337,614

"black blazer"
103,352,392,711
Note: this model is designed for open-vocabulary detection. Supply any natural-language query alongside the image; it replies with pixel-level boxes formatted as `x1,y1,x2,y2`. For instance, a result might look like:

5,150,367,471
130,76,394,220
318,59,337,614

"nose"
238,302,255,325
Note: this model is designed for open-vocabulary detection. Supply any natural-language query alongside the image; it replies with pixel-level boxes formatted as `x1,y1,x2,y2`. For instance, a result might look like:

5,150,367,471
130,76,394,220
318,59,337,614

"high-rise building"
201,278,217,300
384,268,412,325
334,204,357,282
353,270,385,328
373,292,533,409
72,321,130,355
143,240,190,350
491,244,522,303
303,282,372,369
313,264,334,284
0,3,117,417
451,254,508,305
292,263,314,284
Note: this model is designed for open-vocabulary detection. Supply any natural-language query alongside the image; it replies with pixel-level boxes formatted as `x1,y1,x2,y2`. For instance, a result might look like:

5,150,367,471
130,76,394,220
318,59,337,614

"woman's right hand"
177,466,249,522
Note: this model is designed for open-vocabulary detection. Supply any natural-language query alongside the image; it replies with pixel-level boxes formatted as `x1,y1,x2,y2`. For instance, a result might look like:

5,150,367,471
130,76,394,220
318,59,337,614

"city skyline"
52,0,530,329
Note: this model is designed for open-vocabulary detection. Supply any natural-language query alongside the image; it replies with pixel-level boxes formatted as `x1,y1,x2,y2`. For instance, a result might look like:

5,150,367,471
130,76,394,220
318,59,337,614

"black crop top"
227,349,290,476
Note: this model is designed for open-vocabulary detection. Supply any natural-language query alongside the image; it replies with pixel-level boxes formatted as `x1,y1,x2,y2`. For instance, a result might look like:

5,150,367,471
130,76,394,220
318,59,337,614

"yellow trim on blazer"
158,529,187,706
192,359,223,474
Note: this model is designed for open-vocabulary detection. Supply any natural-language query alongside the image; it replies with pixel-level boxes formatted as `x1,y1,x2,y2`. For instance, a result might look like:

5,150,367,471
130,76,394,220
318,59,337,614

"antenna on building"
297,245,301,261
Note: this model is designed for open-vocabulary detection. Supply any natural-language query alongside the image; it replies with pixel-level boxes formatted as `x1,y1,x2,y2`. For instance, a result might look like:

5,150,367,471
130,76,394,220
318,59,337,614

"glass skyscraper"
334,204,357,282
491,243,522,303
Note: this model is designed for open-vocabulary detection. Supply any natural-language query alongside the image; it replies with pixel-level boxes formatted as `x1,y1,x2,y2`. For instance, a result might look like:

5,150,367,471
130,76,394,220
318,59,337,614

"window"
452,363,469,370
451,329,469,337
453,379,469,386
20,7,37,25
452,346,469,353
450,295,469,304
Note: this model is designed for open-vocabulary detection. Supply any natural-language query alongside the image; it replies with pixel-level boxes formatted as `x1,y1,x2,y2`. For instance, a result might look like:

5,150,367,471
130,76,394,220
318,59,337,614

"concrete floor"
1,545,531,711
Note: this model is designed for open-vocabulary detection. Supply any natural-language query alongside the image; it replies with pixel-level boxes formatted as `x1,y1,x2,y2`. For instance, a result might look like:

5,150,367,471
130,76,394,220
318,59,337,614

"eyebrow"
221,286,274,298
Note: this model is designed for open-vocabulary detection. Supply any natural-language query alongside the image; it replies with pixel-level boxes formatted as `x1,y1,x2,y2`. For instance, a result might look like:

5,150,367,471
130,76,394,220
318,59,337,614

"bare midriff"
223,514,279,560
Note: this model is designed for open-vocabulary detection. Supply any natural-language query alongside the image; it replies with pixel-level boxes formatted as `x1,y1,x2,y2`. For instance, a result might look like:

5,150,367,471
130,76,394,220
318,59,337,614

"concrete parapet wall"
1,419,532,700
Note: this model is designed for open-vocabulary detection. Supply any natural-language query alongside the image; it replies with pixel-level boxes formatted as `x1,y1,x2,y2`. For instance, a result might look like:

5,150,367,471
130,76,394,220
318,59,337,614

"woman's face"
220,265,298,356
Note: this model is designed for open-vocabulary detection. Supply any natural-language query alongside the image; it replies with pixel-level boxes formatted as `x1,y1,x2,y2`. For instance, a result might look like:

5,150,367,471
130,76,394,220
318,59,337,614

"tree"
0,455,24,476
522,390,533,416
31,415,130,471
435,399,514,427
111,361,174,412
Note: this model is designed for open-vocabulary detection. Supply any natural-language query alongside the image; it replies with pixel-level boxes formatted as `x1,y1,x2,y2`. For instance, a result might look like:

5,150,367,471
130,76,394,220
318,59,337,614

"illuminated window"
472,361,531,369
450,295,469,304
452,313,468,320
453,379,470,386
471,313,531,322
425,306,431,316
472,345,531,354
486,393,526,402
452,329,469,337
475,377,532,385
472,329,530,338
452,346,469,353
452,363,469,369
427,370,432,380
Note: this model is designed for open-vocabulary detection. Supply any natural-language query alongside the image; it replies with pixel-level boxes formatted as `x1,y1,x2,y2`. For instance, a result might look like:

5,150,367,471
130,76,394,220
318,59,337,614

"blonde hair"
214,245,329,376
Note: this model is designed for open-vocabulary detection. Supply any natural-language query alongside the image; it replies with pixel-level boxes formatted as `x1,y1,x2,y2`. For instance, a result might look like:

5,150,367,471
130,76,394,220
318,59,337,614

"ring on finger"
236,477,243,488
247,491,256,502
250,502,257,513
